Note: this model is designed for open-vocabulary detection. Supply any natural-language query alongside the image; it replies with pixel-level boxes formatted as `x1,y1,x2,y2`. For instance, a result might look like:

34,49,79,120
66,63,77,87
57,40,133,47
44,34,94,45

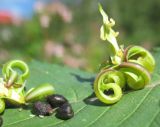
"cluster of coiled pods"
0,60,74,124
0,60,55,114
93,4,155,104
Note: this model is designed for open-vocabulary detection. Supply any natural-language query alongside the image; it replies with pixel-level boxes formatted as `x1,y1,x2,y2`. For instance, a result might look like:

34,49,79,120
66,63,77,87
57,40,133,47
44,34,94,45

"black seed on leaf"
32,101,53,116
56,103,74,120
47,94,68,108
0,117,3,127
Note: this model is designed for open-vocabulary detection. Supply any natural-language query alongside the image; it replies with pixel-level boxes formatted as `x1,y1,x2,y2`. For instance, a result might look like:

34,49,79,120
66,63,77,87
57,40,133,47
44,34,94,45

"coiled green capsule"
2,60,29,88
117,62,151,90
124,46,155,73
94,69,125,104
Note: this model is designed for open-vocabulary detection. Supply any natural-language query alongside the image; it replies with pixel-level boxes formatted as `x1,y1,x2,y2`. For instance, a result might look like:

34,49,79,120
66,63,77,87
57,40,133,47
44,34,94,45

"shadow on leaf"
83,93,108,107
70,73,95,86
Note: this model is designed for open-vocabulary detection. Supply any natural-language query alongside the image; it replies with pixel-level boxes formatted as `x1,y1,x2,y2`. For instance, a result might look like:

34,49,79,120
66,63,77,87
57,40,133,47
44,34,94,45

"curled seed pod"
124,46,155,73
47,94,68,108
25,83,55,103
32,101,53,116
0,99,5,114
94,69,124,104
56,103,74,120
2,60,29,87
0,116,3,127
117,62,151,90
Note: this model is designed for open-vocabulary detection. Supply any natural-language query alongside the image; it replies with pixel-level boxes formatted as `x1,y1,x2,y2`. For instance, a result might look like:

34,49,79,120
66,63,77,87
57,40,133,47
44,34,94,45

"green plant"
0,99,5,114
93,3,155,104
0,60,55,113
25,83,55,103
1,59,160,126
2,60,29,88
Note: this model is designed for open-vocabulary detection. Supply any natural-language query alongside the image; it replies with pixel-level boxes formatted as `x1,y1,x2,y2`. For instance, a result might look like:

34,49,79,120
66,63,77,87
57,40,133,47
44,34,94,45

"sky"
0,0,79,19
0,0,35,18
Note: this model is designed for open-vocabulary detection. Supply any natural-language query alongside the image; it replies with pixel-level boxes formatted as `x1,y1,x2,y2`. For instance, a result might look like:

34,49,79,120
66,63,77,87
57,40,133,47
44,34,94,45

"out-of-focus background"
0,0,159,72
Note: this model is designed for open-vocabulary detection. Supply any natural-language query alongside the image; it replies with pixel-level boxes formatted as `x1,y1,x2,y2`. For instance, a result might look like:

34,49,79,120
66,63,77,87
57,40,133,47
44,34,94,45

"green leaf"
2,50,160,127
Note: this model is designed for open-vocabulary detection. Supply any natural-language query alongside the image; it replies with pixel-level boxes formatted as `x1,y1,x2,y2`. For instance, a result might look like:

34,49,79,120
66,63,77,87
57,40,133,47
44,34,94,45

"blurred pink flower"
47,1,72,23
44,40,65,58
34,1,45,13
71,43,84,56
40,14,50,28
63,56,86,68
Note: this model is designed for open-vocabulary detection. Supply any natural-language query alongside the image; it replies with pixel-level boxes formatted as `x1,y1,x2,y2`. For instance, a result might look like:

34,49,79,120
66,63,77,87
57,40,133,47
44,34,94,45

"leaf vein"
148,109,160,127
117,87,155,126
71,87,78,102
3,116,35,127
85,107,111,127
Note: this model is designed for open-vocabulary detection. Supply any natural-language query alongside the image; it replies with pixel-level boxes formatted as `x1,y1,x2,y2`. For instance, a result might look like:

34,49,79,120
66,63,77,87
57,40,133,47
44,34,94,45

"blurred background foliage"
0,0,159,72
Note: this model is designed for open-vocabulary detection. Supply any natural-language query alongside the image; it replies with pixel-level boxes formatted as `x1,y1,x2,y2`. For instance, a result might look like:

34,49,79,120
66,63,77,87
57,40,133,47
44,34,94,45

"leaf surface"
2,51,160,127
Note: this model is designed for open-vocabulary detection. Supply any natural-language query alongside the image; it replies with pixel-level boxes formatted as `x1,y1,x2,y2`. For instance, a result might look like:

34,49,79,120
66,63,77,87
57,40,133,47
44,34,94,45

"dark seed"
47,94,68,108
56,103,74,120
0,117,3,127
32,101,53,116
